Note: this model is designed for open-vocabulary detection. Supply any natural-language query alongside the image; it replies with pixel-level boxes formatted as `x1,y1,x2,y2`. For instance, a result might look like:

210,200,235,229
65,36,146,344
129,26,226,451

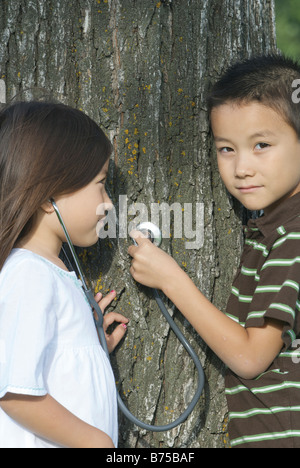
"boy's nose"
234,153,255,178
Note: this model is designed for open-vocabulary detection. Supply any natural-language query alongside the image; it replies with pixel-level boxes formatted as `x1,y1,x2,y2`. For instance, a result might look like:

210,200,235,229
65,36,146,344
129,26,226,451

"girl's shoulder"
0,249,58,298
0,248,85,304
1,248,76,282
2,247,48,271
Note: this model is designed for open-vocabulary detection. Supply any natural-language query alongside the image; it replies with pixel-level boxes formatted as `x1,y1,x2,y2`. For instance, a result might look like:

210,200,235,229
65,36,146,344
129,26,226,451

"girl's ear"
40,200,55,215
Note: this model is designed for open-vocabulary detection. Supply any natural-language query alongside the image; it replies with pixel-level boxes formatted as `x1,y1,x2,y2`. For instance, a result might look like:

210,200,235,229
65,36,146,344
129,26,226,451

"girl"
0,101,128,448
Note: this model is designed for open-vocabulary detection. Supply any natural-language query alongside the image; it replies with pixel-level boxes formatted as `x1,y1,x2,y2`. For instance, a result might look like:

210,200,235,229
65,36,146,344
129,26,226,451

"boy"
128,55,300,448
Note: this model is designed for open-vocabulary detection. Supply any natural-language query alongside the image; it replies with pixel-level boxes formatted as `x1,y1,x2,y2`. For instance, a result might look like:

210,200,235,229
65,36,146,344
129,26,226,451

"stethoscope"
50,198,205,432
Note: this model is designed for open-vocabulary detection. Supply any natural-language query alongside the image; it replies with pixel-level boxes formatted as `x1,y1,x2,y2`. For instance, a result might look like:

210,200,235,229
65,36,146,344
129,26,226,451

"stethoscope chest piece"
134,222,162,247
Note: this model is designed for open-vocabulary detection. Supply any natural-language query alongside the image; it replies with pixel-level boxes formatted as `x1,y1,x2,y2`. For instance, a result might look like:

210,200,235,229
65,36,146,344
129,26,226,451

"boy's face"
211,102,300,214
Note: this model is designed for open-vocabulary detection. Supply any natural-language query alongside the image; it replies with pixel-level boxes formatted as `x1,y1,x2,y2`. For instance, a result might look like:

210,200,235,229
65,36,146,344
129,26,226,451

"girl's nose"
104,189,112,205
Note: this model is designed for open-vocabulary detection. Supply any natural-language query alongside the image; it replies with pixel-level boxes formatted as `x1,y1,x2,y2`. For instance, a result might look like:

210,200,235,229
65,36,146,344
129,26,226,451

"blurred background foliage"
275,0,300,60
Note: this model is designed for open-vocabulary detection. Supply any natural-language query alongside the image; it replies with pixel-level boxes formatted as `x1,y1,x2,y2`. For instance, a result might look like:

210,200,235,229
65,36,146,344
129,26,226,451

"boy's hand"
94,291,128,353
128,231,182,292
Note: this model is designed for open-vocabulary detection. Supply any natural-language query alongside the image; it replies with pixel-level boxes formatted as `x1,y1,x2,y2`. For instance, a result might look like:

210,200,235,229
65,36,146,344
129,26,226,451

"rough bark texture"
0,0,277,448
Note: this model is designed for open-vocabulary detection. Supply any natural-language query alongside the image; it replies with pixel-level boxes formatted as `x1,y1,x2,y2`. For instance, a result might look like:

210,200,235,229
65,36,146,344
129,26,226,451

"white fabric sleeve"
0,256,58,398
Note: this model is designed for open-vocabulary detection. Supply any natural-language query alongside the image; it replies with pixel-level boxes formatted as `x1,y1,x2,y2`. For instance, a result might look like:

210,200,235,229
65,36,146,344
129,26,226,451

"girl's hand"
128,232,182,292
94,291,129,353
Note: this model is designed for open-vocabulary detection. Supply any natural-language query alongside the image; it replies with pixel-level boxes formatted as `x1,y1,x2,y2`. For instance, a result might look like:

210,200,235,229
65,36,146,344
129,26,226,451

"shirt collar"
245,192,300,238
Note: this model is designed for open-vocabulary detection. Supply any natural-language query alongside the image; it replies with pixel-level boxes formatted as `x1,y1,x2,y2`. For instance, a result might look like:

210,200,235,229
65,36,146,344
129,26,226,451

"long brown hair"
0,101,112,270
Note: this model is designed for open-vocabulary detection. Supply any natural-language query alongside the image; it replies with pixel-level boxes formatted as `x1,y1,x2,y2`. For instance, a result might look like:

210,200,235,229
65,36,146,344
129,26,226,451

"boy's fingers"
129,230,152,247
128,236,152,258
130,229,146,241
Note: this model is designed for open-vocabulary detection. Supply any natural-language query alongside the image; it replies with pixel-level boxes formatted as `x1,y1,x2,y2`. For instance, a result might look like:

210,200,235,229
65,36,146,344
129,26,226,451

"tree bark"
0,0,277,448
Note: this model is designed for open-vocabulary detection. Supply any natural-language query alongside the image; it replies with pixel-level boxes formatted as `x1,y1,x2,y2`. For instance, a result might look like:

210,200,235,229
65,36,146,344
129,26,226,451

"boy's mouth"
237,185,262,194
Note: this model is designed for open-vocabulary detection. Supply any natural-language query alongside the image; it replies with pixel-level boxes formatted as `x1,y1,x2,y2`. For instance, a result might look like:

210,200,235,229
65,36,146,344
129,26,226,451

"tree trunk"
0,0,277,448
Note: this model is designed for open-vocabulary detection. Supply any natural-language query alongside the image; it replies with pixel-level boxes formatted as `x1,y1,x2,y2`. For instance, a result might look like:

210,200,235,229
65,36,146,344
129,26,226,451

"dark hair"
207,54,300,136
0,101,112,270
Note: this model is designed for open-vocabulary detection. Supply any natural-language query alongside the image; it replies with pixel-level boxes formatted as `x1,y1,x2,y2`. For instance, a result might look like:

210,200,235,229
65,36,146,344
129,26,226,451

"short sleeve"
245,236,300,350
0,255,57,398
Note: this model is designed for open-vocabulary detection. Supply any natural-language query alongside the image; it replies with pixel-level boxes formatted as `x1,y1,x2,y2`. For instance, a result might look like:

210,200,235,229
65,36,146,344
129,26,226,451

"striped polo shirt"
225,192,300,448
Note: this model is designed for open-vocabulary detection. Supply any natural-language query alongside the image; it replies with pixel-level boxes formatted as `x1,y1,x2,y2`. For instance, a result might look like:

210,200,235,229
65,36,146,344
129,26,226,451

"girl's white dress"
0,249,118,448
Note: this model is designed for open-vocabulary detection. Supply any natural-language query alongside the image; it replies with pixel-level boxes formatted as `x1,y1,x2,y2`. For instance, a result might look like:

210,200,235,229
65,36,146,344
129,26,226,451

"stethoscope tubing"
51,199,205,432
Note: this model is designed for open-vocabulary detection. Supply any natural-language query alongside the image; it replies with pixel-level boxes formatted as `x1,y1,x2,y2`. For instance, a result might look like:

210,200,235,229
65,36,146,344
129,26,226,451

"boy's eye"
218,147,233,154
255,142,270,150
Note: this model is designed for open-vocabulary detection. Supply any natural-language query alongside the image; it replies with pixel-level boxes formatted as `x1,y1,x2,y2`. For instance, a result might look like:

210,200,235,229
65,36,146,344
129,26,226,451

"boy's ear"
40,200,55,215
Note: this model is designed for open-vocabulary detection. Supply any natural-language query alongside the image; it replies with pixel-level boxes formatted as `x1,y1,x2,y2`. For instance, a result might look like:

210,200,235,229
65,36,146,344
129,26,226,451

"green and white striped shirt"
225,193,300,448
